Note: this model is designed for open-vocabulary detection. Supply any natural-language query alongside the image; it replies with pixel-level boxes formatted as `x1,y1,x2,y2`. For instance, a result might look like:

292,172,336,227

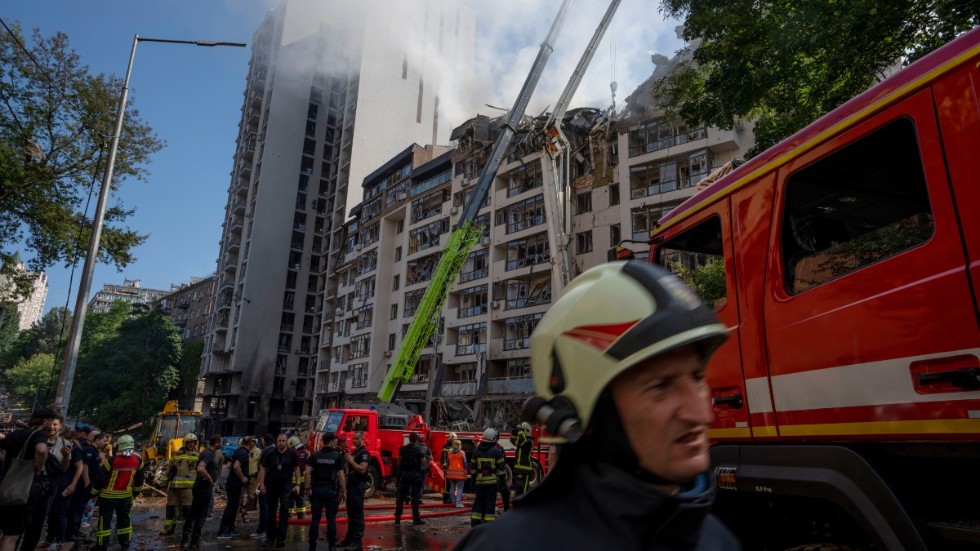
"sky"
4,0,684,316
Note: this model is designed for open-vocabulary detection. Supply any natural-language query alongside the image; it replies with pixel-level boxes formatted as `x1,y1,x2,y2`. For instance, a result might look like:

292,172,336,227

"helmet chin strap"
585,390,678,487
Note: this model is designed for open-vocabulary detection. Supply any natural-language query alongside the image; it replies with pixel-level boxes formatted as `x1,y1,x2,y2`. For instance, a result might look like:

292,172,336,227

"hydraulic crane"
377,0,620,402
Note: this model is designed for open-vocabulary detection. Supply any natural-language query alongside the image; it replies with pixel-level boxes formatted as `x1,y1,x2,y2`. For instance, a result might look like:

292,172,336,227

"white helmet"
482,428,499,444
517,422,532,434
524,261,727,442
447,432,457,441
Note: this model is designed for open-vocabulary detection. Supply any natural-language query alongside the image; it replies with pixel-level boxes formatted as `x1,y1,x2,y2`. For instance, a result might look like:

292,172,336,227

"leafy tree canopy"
0,22,164,299
654,0,980,157
175,339,204,402
0,302,20,355
5,352,55,406
71,308,182,431
0,305,69,371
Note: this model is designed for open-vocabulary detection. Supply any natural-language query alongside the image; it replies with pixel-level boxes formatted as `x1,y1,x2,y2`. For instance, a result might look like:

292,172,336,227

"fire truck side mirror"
607,245,635,262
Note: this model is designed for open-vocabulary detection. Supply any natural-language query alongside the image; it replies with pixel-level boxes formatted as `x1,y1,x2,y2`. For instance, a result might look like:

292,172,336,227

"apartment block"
202,0,475,435
156,275,215,342
88,279,169,315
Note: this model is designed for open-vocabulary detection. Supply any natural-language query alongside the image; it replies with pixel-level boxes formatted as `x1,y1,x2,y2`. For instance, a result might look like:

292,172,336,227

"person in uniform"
339,431,370,550
469,429,505,527
511,422,534,496
181,435,222,550
305,432,346,551
161,433,199,536
91,434,146,551
393,432,426,526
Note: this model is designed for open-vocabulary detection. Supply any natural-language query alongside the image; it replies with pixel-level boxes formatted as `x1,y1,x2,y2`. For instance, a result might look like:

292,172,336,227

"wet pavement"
125,491,472,551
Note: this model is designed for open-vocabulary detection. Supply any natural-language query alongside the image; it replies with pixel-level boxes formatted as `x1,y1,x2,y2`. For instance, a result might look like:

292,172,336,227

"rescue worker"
306,431,346,551
469,428,505,526
91,434,146,551
439,432,457,504
510,422,533,496
339,431,370,550
246,435,261,514
257,433,302,549
495,439,510,513
161,433,200,536
287,435,310,518
182,435,222,550
217,435,252,538
393,432,426,526
446,439,469,508
453,261,740,550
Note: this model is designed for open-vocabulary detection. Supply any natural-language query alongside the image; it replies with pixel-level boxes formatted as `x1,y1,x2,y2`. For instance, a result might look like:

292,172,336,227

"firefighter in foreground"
453,261,740,550
439,432,457,503
161,433,199,535
510,422,533,496
288,435,310,518
92,434,145,551
469,428,505,526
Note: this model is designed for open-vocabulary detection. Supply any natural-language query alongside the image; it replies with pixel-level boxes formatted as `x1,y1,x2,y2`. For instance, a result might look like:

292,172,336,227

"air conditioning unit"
450,206,459,215
461,180,471,187
481,236,490,246
355,243,364,251
491,301,500,309
384,350,392,358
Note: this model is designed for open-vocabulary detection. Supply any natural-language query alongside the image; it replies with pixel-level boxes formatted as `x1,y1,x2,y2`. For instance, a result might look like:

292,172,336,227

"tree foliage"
0,22,164,299
655,0,980,157
0,305,69,370
175,339,204,402
0,302,20,355
5,352,56,405
72,308,182,431
670,257,727,307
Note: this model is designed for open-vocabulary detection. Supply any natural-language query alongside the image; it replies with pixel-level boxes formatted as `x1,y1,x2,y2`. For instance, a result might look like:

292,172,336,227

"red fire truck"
306,403,550,498
647,27,980,550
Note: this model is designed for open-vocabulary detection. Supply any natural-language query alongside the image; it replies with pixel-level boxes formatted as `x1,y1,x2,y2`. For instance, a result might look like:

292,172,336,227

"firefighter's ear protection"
522,395,583,443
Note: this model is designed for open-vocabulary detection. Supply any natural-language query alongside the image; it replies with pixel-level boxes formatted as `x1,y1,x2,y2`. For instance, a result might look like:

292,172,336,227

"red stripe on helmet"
563,321,639,352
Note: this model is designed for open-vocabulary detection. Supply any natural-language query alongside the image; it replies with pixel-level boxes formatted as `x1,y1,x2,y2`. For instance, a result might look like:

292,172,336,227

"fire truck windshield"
316,411,343,433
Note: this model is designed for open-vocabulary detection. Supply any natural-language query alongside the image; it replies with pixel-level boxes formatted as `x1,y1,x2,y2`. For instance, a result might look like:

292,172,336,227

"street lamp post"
53,35,246,418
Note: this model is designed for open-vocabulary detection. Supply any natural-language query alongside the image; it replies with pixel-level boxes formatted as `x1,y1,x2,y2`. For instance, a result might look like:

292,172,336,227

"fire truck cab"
650,28,980,550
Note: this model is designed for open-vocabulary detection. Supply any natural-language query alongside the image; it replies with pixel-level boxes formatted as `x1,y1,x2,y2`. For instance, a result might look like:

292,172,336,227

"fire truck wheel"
528,459,543,488
364,465,382,499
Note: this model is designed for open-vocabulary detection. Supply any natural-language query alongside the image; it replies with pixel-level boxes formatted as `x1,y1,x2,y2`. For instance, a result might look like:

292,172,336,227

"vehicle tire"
528,459,543,488
364,465,382,499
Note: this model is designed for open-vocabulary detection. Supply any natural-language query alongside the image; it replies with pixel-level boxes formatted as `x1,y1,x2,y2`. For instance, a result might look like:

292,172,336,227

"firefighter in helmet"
453,261,740,550
469,428,505,526
161,433,200,535
92,434,146,551
287,436,309,518
510,421,534,496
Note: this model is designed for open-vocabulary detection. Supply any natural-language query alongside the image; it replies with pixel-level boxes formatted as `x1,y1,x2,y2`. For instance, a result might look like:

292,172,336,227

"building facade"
0,256,48,331
88,279,169,315
156,275,215,342
202,0,475,435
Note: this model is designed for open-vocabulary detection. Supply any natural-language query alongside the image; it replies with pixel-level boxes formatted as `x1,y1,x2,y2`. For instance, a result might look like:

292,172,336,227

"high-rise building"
202,0,475,435
88,279,169,315
156,275,215,342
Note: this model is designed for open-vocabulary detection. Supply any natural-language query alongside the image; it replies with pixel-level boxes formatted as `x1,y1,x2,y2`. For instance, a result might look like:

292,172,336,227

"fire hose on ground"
285,501,505,525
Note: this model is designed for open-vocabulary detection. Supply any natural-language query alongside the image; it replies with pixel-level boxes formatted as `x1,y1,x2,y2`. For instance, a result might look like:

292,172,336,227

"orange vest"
446,449,467,480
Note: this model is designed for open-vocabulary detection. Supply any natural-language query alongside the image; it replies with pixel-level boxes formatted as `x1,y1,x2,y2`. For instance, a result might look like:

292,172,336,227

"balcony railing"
440,381,478,397
487,377,533,395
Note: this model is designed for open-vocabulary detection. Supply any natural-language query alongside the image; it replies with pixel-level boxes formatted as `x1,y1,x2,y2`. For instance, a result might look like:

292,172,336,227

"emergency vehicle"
648,26,980,550
306,404,550,498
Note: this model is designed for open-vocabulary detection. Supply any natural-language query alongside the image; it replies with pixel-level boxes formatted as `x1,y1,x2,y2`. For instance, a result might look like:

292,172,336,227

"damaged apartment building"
314,39,755,431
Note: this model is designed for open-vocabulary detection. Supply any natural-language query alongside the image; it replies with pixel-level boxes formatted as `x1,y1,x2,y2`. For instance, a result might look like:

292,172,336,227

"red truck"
648,27,980,551
306,403,551,498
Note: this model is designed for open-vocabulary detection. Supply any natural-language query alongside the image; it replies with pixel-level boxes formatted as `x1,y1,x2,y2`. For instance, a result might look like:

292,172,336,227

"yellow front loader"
142,400,202,486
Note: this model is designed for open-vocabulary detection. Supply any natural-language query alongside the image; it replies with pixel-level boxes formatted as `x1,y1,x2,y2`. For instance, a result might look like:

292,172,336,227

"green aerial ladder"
377,0,620,402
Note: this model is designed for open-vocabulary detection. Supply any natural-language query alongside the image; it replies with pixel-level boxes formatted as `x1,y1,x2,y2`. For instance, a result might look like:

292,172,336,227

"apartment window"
395,247,402,262
407,253,440,285
388,333,397,350
506,163,544,198
353,305,373,330
575,192,592,214
404,288,425,317
627,117,706,157
286,270,298,290
456,323,486,355
506,233,549,271
632,203,678,241
610,224,621,248
350,334,370,359
355,275,376,300
411,189,450,223
498,194,544,234
609,183,620,206
410,168,451,198
356,249,378,276
780,118,934,294
361,223,380,246
397,220,404,234
506,358,531,379
409,218,450,254
629,151,711,199
391,304,398,320
504,313,543,350
458,284,488,318
351,363,368,388
276,354,288,375
459,249,488,283
495,274,551,310
393,275,400,291
576,231,593,254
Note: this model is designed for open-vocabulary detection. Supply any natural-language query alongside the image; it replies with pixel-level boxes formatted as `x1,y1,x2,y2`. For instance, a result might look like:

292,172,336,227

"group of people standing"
0,408,118,551
160,431,370,551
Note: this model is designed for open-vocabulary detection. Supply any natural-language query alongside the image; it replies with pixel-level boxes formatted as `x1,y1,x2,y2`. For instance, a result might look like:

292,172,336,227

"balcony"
440,381,478,397
487,377,533,395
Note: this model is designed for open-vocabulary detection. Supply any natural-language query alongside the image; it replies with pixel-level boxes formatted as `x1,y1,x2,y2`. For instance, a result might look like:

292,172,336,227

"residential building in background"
156,275,215,342
202,0,475,435
88,279,169,315
0,253,48,331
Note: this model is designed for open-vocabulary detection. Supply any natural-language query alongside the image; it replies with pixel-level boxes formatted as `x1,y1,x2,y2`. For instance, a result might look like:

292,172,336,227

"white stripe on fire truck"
741,348,980,414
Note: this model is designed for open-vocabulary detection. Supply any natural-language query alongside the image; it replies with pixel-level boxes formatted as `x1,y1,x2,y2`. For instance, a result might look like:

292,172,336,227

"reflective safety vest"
471,444,504,486
446,449,467,480
169,450,200,488
292,447,309,484
94,454,145,499
514,432,533,472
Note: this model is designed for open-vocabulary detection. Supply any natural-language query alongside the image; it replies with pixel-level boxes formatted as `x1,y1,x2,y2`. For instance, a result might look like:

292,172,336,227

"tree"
0,302,20,355
72,308,181,431
670,257,727,307
0,305,69,370
4,352,56,405
175,339,204,402
0,22,164,299
654,0,980,157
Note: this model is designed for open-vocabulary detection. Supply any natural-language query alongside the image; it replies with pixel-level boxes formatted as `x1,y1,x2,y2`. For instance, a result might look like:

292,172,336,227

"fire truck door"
763,90,980,439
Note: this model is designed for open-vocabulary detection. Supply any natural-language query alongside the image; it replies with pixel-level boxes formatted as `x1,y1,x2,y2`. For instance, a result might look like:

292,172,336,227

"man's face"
608,346,713,487
276,435,287,451
47,418,62,435
353,433,363,448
